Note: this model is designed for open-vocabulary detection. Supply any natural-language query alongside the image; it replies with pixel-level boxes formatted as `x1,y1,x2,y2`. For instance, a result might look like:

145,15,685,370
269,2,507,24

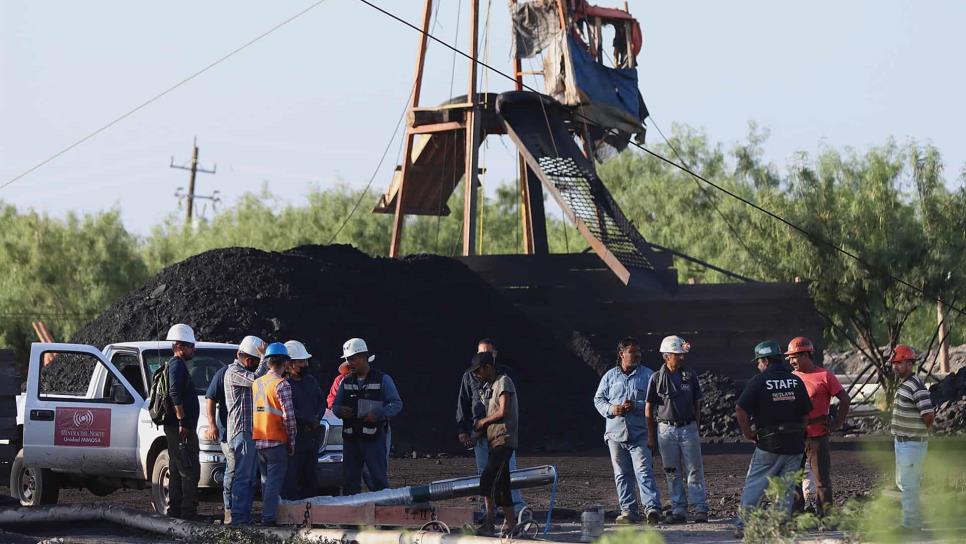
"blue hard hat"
264,342,290,359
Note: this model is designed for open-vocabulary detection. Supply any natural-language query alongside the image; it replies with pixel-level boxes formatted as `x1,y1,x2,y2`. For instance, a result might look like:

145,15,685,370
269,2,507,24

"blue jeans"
258,444,289,523
363,429,391,491
474,438,525,510
229,431,258,524
344,436,389,495
220,441,235,514
606,436,661,516
895,439,928,529
657,422,708,515
736,447,802,528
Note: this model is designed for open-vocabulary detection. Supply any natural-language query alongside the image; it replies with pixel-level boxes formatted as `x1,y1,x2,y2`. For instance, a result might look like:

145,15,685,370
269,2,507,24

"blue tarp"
567,34,647,127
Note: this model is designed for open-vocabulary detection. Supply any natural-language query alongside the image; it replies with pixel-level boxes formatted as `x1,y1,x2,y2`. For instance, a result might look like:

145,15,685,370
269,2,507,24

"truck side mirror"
112,383,134,404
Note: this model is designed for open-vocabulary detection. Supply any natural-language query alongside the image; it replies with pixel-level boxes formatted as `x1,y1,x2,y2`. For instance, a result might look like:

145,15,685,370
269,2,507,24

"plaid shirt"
255,371,298,450
225,361,255,441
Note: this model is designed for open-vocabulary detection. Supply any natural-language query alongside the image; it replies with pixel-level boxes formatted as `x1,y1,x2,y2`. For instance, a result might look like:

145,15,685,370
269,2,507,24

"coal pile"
931,367,966,435
70,245,602,453
930,367,966,407
842,415,887,435
697,371,741,438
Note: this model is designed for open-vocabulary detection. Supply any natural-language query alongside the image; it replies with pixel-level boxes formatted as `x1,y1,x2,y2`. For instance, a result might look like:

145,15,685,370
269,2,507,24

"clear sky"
2,1,964,234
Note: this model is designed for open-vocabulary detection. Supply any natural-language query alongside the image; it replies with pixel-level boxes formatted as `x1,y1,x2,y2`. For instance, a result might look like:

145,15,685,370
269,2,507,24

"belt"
658,419,694,427
895,435,927,443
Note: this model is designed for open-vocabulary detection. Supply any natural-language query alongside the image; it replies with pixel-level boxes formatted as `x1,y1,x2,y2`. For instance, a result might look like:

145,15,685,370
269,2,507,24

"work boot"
645,509,662,525
667,512,687,524
615,513,638,524
223,510,232,524
692,511,709,523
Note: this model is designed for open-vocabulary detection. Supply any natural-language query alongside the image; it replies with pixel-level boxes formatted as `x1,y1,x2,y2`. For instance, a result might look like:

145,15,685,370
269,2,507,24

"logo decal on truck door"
55,407,111,447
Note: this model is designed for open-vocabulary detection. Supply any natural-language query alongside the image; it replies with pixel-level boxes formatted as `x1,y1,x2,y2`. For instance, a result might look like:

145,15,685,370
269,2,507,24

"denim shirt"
593,364,654,443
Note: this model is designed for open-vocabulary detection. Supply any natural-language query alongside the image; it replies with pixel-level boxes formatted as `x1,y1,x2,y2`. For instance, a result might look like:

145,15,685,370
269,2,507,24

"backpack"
148,362,171,426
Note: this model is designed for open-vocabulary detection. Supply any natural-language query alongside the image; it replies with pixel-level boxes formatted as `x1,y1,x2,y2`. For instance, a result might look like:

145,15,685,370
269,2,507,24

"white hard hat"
238,335,265,357
166,323,197,344
284,340,312,360
659,335,690,354
342,338,375,362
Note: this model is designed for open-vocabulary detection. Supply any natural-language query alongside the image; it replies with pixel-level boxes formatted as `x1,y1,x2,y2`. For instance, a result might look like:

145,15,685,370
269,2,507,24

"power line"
0,0,331,193
354,0,965,317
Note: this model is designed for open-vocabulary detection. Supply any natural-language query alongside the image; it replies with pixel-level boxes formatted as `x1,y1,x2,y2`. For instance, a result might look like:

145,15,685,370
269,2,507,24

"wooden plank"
276,503,475,528
389,0,435,258
408,121,465,135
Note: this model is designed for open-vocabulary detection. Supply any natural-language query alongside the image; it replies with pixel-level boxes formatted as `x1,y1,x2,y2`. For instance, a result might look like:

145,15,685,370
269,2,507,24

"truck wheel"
10,449,59,506
150,449,170,515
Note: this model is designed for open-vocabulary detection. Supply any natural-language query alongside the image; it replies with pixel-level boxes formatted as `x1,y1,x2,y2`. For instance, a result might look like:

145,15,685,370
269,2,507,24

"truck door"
23,343,141,476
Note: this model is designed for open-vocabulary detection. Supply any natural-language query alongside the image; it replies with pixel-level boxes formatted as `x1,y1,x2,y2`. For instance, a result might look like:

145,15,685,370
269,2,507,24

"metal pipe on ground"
287,465,557,507
0,504,569,544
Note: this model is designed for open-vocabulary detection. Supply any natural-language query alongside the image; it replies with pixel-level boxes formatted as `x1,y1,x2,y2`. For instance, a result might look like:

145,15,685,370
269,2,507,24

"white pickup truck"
11,341,343,513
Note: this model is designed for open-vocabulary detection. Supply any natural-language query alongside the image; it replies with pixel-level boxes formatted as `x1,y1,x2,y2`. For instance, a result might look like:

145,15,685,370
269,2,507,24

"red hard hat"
891,344,917,363
784,336,815,356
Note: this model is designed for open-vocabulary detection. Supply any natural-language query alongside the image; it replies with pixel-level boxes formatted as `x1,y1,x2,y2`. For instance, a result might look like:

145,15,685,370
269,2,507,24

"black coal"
69,245,601,453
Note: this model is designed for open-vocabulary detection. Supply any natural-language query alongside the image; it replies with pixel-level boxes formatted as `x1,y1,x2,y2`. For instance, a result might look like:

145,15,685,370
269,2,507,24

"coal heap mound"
697,371,741,438
71,245,601,453
931,368,966,435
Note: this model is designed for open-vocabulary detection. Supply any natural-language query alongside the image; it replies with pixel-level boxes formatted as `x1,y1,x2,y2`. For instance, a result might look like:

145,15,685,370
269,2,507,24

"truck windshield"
144,348,236,395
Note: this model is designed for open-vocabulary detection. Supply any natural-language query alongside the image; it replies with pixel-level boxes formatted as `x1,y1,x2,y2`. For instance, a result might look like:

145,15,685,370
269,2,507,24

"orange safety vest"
252,373,288,442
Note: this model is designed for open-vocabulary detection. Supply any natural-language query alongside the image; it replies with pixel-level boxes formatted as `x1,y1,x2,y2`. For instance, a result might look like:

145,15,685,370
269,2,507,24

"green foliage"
0,205,148,363
600,126,966,369
738,470,802,543
594,527,666,544
0,126,963,368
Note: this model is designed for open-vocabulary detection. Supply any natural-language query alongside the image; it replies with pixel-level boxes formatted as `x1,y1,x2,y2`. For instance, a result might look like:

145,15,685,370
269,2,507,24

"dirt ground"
0,443,891,543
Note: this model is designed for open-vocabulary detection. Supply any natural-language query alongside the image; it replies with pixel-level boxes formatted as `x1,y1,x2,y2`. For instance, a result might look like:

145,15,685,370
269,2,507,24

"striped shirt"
255,374,298,450
891,375,934,438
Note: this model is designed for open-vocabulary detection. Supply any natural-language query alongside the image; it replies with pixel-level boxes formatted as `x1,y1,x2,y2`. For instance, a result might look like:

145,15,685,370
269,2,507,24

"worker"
786,337,850,516
645,335,709,523
327,361,351,410
593,337,662,525
225,335,265,525
282,340,325,500
456,338,525,514
333,338,403,494
203,337,263,524
163,323,201,520
733,340,813,538
471,351,519,537
253,342,297,526
889,344,934,534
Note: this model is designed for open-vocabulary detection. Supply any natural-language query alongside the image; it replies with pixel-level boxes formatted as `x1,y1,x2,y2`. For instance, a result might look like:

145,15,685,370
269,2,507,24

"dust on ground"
0,447,884,543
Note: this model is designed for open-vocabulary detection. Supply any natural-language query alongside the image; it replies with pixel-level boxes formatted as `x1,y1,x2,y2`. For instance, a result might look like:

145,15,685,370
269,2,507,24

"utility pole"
171,137,218,224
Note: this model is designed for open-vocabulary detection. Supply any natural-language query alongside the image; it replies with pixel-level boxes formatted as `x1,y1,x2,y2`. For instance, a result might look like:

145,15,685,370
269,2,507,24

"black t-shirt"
737,363,812,454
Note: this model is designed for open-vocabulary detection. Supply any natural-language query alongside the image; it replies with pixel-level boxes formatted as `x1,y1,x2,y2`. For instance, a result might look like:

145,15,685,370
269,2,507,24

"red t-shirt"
327,372,348,410
793,367,844,437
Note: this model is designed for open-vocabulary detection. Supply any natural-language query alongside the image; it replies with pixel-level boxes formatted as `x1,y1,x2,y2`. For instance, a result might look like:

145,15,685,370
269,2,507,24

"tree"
755,142,966,392
0,205,148,364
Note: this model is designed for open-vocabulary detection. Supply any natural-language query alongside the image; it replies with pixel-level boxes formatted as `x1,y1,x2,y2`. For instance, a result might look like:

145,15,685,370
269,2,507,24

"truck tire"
151,449,170,515
10,449,59,506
